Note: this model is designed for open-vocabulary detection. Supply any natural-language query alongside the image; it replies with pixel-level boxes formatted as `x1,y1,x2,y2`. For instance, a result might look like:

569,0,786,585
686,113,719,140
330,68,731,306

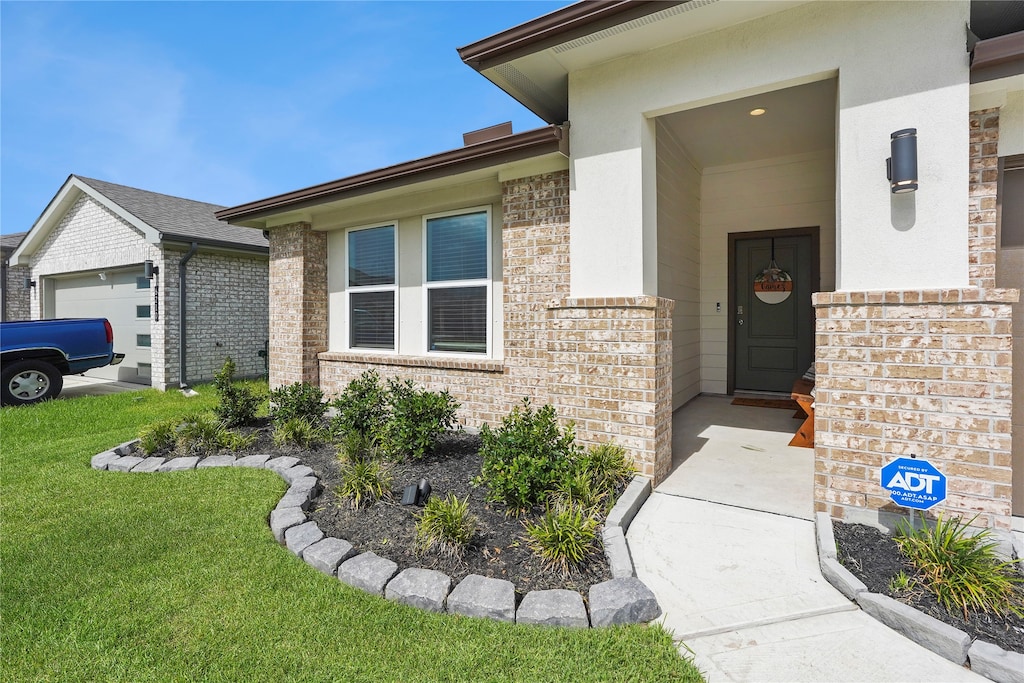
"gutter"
178,242,198,391
215,125,567,224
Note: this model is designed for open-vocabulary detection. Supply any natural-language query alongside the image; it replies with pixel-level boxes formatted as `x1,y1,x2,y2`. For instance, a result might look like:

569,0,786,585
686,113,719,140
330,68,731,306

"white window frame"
344,222,399,353
421,206,492,357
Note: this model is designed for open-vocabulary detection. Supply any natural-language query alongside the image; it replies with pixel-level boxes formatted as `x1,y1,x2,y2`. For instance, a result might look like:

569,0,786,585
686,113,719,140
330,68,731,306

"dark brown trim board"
217,125,566,224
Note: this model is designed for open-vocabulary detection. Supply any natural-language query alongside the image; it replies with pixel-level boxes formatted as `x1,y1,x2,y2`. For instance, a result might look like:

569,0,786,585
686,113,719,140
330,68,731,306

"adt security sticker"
880,457,947,511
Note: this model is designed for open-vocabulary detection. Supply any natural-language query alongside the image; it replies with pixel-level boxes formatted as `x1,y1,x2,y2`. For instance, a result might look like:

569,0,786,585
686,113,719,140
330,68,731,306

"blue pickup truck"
0,318,125,406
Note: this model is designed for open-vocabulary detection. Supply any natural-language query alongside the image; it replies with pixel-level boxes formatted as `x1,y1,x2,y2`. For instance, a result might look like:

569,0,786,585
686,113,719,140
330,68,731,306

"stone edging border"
91,441,662,629
814,512,1024,683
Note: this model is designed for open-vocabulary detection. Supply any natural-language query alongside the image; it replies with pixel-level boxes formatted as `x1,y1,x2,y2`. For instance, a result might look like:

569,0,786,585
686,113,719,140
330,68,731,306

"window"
347,225,396,350
136,276,151,289
425,209,489,354
1000,156,1023,248
136,305,151,318
136,334,151,348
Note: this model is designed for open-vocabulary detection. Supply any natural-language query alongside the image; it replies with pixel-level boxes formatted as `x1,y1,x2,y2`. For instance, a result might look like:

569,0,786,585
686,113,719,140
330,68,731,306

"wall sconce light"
887,128,918,193
24,278,35,289
143,260,159,279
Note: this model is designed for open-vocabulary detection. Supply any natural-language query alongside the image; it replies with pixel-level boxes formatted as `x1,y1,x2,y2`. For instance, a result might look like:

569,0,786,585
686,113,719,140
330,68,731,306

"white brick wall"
23,193,268,390
159,248,269,387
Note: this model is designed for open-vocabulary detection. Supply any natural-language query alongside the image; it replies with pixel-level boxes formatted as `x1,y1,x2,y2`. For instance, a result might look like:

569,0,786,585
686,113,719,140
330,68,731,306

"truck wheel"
1,360,63,406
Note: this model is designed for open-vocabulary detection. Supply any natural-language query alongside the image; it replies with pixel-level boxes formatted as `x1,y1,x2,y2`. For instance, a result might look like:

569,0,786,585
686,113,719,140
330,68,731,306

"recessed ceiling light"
749,108,766,116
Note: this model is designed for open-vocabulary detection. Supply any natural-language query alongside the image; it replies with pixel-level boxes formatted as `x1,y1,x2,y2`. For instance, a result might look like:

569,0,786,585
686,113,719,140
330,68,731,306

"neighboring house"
218,1,1023,530
1,231,30,321
11,175,269,389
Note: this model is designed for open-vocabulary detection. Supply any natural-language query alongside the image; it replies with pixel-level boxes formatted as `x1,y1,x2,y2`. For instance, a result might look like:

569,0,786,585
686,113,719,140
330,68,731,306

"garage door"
52,268,152,384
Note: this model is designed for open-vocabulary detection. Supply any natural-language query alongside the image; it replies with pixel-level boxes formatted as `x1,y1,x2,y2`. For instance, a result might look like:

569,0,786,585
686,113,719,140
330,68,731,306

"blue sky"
0,1,568,235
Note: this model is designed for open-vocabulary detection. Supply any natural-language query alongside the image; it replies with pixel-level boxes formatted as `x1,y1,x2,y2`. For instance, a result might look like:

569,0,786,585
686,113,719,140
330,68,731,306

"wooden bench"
789,377,815,448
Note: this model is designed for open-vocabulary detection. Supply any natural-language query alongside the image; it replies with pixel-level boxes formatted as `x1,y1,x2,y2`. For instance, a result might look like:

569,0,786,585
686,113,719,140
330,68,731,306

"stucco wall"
656,120,701,409
568,0,970,297
699,150,837,394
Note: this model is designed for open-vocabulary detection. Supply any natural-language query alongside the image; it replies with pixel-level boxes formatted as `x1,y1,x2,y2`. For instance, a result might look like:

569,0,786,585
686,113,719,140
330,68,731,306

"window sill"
319,351,504,374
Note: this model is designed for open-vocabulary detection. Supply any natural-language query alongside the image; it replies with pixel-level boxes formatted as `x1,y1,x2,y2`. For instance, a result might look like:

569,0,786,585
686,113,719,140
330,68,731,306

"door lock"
738,319,744,326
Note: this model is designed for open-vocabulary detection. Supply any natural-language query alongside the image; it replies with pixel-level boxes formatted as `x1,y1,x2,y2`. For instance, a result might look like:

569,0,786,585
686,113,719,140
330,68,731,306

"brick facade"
2,261,30,321
546,296,674,481
268,222,327,387
812,288,1017,529
159,248,269,387
22,193,269,390
277,170,675,480
969,108,999,290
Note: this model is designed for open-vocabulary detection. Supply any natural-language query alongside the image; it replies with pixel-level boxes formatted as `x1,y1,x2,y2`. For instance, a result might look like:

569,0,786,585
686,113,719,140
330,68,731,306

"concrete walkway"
628,494,985,682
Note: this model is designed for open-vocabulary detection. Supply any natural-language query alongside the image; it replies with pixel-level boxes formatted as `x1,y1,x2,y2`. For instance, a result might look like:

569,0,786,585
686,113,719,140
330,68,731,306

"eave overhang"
216,124,567,226
971,30,1024,83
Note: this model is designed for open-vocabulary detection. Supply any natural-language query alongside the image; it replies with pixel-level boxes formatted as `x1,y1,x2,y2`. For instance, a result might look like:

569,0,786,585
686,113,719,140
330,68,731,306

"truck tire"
1,360,63,406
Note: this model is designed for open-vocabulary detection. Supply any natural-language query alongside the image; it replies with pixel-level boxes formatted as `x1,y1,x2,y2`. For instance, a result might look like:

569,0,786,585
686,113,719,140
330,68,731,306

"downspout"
178,242,198,390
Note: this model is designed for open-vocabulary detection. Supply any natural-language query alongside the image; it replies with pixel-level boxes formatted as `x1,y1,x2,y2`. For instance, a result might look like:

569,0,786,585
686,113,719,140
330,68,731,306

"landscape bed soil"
833,520,1024,654
140,426,614,595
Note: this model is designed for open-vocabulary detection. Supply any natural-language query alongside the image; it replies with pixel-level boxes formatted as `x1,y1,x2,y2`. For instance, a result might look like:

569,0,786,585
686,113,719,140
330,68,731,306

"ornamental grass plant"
895,513,1024,619
415,494,478,558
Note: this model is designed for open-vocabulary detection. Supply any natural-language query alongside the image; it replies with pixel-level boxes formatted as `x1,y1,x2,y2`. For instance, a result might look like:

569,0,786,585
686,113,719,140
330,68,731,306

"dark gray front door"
733,233,815,392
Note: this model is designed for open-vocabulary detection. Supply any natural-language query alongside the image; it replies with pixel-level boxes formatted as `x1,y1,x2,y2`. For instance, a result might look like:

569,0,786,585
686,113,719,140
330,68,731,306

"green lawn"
0,386,702,682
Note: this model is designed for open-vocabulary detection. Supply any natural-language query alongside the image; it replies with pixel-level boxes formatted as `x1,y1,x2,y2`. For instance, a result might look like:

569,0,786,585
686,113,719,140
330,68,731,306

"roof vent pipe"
178,242,198,393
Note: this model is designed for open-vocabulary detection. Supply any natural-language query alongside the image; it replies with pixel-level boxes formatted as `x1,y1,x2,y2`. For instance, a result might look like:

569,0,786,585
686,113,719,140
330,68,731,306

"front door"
731,230,817,393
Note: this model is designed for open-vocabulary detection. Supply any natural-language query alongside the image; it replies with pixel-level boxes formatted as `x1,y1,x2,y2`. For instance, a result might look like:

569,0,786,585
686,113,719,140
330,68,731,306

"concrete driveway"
60,375,147,400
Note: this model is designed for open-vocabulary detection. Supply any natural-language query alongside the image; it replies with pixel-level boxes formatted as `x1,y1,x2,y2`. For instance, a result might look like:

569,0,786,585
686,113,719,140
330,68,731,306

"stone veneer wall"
969,108,999,290
268,222,327,388
546,296,674,482
813,288,1017,530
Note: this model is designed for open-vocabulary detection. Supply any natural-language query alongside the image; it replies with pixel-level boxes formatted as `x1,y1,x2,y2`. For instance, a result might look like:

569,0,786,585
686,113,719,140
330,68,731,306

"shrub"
174,413,229,456
477,399,579,513
139,418,178,455
269,381,326,426
329,370,388,440
213,357,262,427
337,431,377,463
415,494,478,558
578,443,635,493
895,513,1024,618
336,459,392,509
523,503,599,576
273,417,323,448
221,430,257,452
552,469,608,512
382,378,458,460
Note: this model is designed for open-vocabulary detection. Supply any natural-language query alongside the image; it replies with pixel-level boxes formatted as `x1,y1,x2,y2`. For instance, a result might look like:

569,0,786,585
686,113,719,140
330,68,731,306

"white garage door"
52,268,152,384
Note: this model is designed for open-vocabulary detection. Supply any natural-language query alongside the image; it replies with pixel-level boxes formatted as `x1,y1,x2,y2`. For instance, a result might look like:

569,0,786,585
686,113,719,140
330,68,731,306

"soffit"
468,0,809,123
659,78,836,170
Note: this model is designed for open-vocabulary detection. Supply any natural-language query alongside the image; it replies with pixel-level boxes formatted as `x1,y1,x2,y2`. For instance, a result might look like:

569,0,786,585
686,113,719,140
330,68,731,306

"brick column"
268,222,327,388
502,170,571,407
546,296,674,483
813,288,1018,530
969,108,999,290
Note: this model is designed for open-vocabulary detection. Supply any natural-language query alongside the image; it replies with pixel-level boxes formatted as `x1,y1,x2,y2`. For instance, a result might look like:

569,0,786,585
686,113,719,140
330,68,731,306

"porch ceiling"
658,78,836,170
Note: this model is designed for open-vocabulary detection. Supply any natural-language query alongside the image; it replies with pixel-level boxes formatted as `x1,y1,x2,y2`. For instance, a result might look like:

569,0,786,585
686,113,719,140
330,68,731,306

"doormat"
731,397,802,412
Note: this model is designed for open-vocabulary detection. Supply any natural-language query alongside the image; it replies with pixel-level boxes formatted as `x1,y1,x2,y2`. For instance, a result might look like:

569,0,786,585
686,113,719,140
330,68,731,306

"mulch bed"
137,422,614,595
833,520,1024,654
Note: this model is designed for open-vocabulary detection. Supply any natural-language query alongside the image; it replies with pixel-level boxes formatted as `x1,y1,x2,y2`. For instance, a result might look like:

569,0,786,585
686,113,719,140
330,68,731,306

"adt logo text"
880,457,947,511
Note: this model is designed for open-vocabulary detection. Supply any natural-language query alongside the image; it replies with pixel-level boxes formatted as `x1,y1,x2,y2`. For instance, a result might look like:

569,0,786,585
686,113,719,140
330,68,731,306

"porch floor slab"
661,394,814,520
